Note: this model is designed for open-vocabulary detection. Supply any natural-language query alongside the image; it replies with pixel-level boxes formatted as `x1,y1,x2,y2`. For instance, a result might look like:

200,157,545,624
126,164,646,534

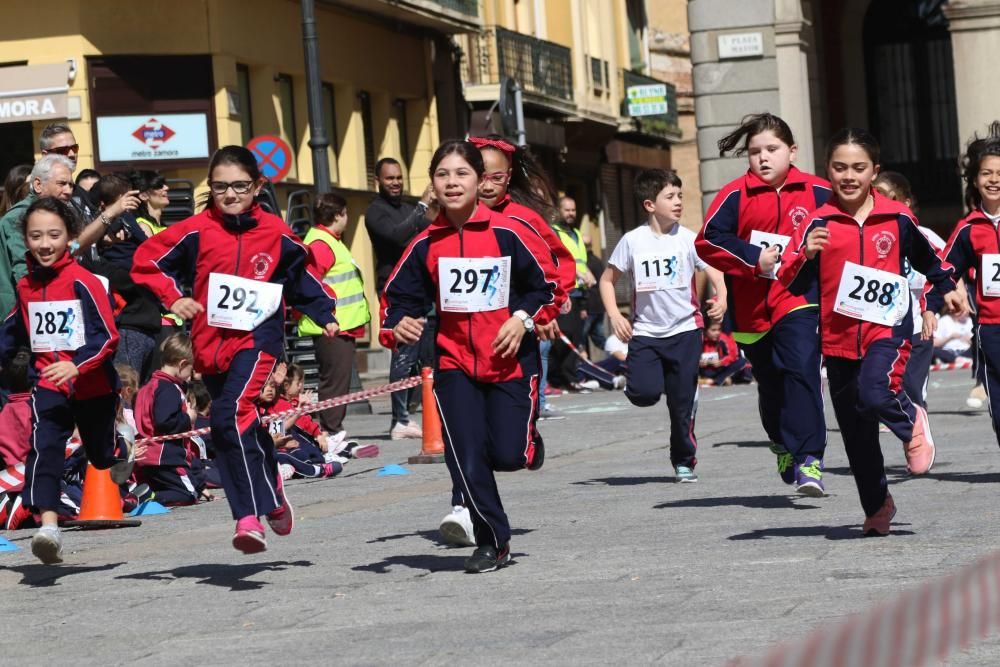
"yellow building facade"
0,0,479,354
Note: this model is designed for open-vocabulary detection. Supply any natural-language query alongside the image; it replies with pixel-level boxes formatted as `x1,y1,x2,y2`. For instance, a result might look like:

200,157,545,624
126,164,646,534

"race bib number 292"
207,273,283,331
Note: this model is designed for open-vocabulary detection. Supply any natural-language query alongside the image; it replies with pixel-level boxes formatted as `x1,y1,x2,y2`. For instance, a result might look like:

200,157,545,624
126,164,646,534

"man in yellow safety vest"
298,193,371,442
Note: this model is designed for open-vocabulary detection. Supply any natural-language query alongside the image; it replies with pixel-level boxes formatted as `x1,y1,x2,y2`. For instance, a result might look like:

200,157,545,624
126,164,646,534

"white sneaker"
390,422,423,440
612,375,626,390
278,463,296,481
323,451,350,465
31,526,63,565
439,505,475,547
577,380,600,391
327,430,348,452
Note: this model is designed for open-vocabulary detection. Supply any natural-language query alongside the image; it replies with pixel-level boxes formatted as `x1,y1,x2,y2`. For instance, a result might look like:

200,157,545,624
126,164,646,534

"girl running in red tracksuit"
381,140,564,573
131,146,339,554
0,197,133,564
695,113,832,496
935,124,1000,443
435,134,577,548
779,128,965,536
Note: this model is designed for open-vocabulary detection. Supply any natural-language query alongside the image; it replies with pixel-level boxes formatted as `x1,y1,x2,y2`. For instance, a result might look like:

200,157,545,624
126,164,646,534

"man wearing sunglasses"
39,123,97,224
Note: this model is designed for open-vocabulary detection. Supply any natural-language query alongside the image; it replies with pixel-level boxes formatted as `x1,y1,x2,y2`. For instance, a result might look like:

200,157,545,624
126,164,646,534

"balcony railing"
620,69,680,140
463,26,574,106
434,0,478,16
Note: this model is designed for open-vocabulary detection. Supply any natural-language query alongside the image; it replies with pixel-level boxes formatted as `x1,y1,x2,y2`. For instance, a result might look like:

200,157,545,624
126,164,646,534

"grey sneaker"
110,422,136,485
674,465,698,483
31,526,63,565
538,406,565,421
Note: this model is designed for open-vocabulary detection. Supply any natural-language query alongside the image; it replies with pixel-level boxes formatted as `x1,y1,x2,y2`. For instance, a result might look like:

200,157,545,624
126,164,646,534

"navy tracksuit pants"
902,334,933,409
22,388,123,511
436,369,541,550
138,460,205,506
277,433,341,479
826,337,917,517
624,329,701,468
742,308,826,463
203,349,283,520
975,324,1000,441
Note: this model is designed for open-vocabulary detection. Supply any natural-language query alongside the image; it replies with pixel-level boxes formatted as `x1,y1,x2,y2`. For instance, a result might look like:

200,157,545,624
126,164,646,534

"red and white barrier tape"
929,358,973,372
559,333,613,375
727,550,1000,667
136,375,422,445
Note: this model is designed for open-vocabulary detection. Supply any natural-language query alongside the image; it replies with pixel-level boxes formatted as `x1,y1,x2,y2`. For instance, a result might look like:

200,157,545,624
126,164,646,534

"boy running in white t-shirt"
599,169,727,482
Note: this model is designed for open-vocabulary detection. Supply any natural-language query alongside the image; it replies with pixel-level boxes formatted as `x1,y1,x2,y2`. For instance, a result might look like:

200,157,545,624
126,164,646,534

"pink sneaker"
232,516,267,553
862,494,897,537
903,406,935,475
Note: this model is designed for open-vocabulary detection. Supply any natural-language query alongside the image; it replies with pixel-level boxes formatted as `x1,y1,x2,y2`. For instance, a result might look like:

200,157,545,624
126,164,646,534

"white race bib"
700,351,719,363
982,254,1000,297
438,257,511,313
749,230,791,279
634,252,686,292
207,273,283,331
833,261,909,326
28,300,86,353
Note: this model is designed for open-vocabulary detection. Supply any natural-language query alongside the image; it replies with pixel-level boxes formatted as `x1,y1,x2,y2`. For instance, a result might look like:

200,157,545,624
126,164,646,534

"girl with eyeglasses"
132,146,339,554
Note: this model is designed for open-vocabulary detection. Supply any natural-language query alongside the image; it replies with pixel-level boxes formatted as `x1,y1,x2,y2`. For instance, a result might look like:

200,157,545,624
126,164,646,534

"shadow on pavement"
927,410,986,418
367,527,533,545
728,524,915,540
115,560,313,592
9,561,125,588
654,495,819,510
711,440,773,449
573,476,675,486
353,553,478,574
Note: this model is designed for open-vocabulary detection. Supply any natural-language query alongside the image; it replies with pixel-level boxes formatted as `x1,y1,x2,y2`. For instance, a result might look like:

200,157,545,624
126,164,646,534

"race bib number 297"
438,257,511,313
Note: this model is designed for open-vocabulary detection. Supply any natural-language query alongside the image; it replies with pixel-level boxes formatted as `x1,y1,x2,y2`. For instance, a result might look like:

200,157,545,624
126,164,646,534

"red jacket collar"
151,369,185,388
429,202,494,231
490,194,512,211
810,189,913,223
26,249,75,281
743,165,811,192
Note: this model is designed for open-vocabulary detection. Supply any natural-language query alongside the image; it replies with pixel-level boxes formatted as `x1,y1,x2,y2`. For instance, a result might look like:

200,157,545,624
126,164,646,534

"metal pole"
301,0,331,194
513,80,527,147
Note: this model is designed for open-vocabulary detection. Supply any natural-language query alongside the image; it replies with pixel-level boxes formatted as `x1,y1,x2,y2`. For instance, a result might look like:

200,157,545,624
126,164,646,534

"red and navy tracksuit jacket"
934,209,1000,321
134,370,194,468
130,205,338,375
696,167,831,333
0,252,119,399
379,203,565,382
779,192,956,359
491,195,577,297
702,331,740,367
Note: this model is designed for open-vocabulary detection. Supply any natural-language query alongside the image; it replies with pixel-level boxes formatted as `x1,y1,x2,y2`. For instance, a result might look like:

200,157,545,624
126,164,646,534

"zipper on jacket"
212,233,244,374
857,223,864,358
459,227,478,380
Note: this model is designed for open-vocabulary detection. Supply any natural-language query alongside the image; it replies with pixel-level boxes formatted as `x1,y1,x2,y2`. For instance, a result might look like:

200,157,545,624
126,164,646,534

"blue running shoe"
769,443,796,485
795,456,825,497
674,465,698,483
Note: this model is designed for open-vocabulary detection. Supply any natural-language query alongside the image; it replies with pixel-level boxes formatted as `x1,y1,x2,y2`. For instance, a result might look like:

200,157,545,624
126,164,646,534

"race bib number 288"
833,261,909,327
438,257,511,313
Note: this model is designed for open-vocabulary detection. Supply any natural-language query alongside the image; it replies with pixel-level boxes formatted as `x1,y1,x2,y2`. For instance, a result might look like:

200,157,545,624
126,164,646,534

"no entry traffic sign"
247,135,294,183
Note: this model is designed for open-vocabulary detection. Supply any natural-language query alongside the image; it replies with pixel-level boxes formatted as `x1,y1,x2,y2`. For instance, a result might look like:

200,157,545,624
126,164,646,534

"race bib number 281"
438,257,511,313
833,261,909,327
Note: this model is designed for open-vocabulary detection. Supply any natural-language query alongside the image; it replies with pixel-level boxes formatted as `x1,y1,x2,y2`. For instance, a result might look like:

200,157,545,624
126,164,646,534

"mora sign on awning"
0,63,69,124
626,84,668,117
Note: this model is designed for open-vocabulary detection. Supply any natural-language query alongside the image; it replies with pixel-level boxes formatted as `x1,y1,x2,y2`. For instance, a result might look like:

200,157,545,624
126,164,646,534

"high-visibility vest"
137,215,168,236
297,226,371,336
137,215,183,326
554,223,588,289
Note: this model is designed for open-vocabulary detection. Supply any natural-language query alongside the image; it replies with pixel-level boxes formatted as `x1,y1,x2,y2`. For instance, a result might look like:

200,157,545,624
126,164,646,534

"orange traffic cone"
408,367,446,464
63,463,142,529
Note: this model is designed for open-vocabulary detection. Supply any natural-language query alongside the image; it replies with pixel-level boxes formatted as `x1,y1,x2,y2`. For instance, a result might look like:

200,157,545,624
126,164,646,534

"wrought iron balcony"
620,69,680,141
463,26,574,110
433,0,478,16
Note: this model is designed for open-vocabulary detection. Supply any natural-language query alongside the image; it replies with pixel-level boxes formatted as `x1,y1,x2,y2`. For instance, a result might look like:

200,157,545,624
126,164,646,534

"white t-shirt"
608,223,706,338
907,227,946,335
936,314,973,352
604,334,629,357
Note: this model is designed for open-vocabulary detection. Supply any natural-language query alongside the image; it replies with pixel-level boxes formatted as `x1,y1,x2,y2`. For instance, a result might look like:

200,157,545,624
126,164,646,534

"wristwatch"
513,310,535,331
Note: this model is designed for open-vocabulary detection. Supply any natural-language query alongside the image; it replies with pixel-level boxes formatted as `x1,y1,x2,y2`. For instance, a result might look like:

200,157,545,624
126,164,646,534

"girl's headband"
469,136,516,156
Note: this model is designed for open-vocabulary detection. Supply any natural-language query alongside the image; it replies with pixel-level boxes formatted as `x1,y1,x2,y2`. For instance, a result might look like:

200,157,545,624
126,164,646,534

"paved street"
3,369,1000,666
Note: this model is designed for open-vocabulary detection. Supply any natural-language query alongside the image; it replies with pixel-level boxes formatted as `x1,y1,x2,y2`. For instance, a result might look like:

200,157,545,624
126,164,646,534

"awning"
0,63,70,125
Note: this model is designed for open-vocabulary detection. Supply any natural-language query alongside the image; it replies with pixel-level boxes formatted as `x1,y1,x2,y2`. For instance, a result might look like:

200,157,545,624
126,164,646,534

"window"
393,99,410,190
236,64,253,145
321,83,339,184
276,73,297,178
359,90,376,189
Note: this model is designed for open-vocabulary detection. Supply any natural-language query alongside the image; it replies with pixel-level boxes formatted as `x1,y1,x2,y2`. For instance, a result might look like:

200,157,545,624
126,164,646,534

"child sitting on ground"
700,320,753,386
133,333,211,506
259,376,342,480
115,363,139,432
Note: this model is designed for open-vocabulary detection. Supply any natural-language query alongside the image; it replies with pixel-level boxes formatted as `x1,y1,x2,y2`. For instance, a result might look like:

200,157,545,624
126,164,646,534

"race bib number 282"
28,300,86,353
